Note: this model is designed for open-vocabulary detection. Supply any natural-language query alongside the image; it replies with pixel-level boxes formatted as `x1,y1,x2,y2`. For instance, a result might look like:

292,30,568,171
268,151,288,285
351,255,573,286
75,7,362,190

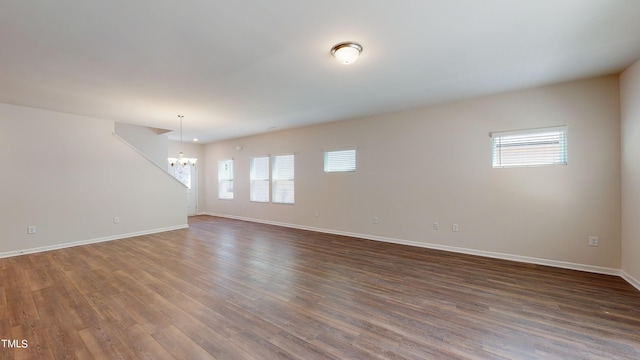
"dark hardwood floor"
1,215,639,359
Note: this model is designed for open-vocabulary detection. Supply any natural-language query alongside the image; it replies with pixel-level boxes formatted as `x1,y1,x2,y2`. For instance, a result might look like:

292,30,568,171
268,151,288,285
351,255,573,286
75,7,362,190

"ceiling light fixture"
331,42,363,64
168,115,197,167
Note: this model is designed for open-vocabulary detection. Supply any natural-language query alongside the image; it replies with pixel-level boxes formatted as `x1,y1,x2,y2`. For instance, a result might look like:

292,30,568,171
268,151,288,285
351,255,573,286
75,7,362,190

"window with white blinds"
250,156,270,202
218,159,234,199
272,154,295,204
491,126,567,168
324,149,356,172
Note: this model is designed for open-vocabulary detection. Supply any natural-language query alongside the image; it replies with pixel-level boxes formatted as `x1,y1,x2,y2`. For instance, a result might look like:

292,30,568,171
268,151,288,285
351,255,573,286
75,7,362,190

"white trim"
490,125,567,138
206,213,622,277
621,271,640,291
0,224,188,259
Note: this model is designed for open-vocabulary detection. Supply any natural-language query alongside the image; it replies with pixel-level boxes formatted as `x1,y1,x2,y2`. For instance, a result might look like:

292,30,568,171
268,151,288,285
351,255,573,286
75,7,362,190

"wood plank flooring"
1,215,639,359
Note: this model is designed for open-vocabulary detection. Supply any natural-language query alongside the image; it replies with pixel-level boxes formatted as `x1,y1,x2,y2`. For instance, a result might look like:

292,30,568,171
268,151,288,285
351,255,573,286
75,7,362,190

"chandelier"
167,115,197,167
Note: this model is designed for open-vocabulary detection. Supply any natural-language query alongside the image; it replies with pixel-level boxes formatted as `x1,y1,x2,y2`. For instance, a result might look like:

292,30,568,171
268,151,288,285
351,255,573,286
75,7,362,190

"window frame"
250,156,270,203
324,148,357,173
217,159,234,200
272,154,295,204
491,126,568,168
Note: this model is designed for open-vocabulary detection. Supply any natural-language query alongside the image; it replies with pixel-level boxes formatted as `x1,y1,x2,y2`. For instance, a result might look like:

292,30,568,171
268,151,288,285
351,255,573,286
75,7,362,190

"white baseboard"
207,213,623,277
0,224,189,259
621,271,640,291
8,213,635,291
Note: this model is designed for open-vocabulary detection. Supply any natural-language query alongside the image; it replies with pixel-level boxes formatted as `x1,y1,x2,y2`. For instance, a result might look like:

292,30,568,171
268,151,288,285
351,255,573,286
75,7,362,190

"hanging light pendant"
168,115,197,167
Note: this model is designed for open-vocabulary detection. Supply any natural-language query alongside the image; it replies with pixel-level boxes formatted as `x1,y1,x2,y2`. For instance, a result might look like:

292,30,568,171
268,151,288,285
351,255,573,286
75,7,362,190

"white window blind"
272,154,295,204
250,157,270,202
324,149,356,172
491,126,567,168
218,159,234,199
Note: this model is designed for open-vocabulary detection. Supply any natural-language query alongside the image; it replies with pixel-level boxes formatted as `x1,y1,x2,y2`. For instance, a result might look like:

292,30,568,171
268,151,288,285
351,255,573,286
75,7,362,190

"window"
218,159,234,199
324,149,356,172
272,154,295,204
250,157,270,202
491,126,567,168
168,163,192,189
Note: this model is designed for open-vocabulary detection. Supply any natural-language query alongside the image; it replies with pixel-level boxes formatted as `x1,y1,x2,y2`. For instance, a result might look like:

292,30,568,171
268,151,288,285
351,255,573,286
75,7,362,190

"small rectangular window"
250,157,270,202
218,159,234,199
491,126,567,168
324,149,356,172
272,154,294,204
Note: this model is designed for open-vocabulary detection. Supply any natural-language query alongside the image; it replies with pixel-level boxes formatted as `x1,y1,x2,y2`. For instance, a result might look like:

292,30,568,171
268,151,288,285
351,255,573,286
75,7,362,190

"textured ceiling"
2,0,640,143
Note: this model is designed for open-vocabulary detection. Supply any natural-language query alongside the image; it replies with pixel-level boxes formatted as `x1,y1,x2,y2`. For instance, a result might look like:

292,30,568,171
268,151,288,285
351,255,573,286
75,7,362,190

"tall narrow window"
272,154,295,204
491,126,567,168
324,149,356,172
168,164,192,189
218,159,234,199
250,156,270,202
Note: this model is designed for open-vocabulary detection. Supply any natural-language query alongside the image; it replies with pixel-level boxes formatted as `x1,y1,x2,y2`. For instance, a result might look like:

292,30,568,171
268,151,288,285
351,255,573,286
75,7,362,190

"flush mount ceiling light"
330,42,363,64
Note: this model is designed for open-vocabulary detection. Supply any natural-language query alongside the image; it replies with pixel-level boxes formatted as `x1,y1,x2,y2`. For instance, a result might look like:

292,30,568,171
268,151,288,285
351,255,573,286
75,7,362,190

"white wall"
206,76,621,271
621,59,640,287
115,122,169,168
168,140,206,213
111,124,206,215
0,103,188,256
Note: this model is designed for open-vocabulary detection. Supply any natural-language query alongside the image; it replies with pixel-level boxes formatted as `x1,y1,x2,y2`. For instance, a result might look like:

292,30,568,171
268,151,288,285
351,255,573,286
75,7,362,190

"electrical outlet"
433,222,440,230
452,224,460,232
373,216,379,224
27,226,37,234
588,236,599,246
114,217,120,224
